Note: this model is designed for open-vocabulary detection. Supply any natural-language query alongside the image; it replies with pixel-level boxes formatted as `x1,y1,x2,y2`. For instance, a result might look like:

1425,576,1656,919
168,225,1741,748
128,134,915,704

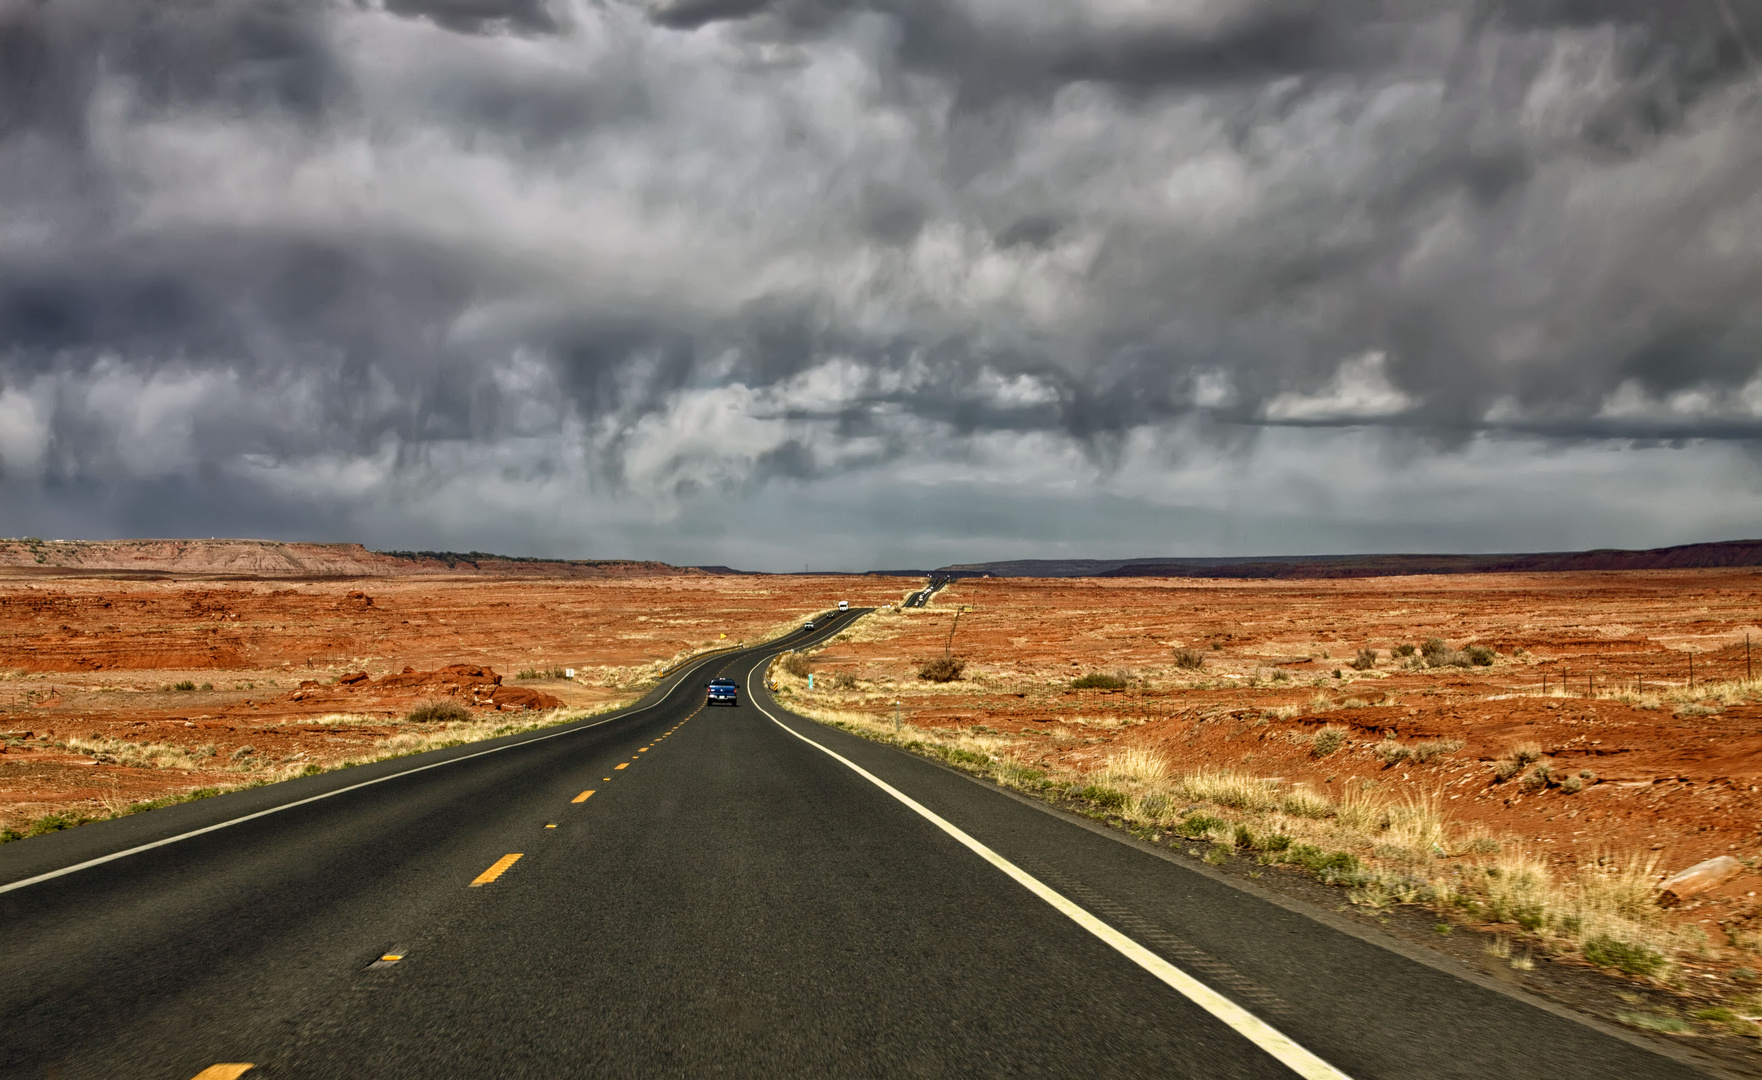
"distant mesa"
4,536,1761,581
0,538,686,580
934,538,1762,580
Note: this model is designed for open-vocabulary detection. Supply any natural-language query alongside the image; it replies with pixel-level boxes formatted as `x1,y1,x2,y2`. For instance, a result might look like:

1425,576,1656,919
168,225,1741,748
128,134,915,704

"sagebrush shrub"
407,699,472,724
1072,671,1128,690
918,655,965,682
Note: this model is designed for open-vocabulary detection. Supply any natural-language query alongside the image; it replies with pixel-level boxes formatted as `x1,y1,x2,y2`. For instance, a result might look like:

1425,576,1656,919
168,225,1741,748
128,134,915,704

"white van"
838,600,849,611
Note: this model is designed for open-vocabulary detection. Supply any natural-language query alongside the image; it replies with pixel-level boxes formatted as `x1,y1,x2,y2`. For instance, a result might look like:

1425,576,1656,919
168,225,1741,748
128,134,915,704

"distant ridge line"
933,539,1762,580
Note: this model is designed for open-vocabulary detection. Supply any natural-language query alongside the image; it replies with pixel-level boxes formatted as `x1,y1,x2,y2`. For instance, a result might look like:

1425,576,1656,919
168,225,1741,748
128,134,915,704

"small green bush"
407,699,472,724
779,652,813,677
1351,647,1377,671
1519,763,1552,792
938,746,990,768
1393,643,1417,658
1421,637,1448,662
1176,813,1227,838
1172,648,1205,671
173,680,197,692
26,811,87,837
1583,935,1668,978
1283,844,1361,877
1071,671,1128,690
1310,727,1347,758
1078,784,1128,811
1270,669,1290,683
1465,645,1496,667
1374,742,1412,767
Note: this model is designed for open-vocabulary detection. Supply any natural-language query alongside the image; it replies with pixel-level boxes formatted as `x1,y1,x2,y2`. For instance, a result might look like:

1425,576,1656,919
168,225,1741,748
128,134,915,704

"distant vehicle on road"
706,678,739,707
802,621,816,631
838,600,849,611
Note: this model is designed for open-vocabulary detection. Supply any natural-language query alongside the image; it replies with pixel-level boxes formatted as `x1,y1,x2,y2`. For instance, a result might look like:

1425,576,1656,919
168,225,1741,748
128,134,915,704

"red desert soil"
0,571,910,828
783,570,1762,951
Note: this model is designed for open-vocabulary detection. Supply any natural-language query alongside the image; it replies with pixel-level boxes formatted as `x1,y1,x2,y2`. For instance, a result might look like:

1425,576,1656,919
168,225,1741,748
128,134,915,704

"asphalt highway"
0,609,1717,1078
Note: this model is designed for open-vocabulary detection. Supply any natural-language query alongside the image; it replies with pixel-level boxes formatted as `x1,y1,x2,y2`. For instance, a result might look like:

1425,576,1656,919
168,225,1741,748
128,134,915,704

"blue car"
706,678,739,707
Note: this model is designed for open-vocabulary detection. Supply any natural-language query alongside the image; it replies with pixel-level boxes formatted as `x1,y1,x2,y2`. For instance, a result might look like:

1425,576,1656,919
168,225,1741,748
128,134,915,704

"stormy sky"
2,0,1761,570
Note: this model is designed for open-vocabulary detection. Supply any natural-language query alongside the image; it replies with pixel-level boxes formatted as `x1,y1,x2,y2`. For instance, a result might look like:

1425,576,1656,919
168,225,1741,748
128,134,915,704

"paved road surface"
0,611,1716,1078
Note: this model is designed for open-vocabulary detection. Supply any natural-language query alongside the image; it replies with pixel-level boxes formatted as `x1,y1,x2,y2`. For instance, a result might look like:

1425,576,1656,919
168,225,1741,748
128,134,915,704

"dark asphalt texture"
0,610,1715,1079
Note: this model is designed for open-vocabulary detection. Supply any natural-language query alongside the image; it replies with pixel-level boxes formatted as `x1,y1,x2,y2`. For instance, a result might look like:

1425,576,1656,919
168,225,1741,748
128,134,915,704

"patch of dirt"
0,573,910,828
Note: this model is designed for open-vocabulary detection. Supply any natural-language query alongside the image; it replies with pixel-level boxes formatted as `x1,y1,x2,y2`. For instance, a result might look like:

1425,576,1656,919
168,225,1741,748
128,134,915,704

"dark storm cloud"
1,0,1760,559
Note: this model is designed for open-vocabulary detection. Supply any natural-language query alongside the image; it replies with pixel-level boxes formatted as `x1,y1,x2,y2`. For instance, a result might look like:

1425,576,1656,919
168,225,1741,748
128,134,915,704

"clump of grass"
1310,726,1347,758
1351,647,1377,671
1409,739,1465,764
1105,747,1168,785
1465,645,1495,667
1281,786,1335,818
230,745,255,761
172,680,197,692
919,655,965,682
1176,768,1278,811
1374,742,1411,767
779,652,813,678
1511,742,1543,764
1393,643,1417,658
1270,668,1290,683
63,736,219,771
516,667,570,680
1172,648,1205,671
407,699,472,724
1071,671,1128,690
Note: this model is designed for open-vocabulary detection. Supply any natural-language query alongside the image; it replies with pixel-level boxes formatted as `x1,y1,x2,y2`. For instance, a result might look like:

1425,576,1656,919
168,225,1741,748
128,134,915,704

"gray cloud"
1,0,1761,566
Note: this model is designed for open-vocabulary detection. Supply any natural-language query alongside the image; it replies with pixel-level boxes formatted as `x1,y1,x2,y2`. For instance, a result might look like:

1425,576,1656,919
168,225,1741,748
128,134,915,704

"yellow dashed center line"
615,763,628,770
469,853,524,887
379,953,403,963
190,1067,254,1080
572,790,595,803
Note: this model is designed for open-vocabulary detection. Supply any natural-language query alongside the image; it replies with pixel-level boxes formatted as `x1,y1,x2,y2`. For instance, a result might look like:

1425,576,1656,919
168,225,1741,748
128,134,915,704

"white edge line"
0,655,723,896
744,653,1354,1080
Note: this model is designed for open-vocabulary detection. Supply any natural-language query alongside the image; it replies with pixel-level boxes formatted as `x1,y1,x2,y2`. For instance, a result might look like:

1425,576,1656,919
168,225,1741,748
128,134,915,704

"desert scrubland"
771,569,1762,1018
0,570,903,832
10,557,1762,1033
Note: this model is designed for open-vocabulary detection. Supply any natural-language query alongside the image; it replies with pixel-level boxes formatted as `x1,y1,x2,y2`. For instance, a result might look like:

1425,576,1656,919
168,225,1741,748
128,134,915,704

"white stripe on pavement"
746,655,1354,1080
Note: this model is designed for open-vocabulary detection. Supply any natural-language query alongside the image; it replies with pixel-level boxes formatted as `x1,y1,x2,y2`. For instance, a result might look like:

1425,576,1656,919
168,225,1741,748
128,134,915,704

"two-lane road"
0,610,1716,1078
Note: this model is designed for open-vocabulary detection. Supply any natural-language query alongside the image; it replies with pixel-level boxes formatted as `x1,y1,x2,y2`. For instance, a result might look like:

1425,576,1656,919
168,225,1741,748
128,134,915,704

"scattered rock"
1659,856,1745,908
